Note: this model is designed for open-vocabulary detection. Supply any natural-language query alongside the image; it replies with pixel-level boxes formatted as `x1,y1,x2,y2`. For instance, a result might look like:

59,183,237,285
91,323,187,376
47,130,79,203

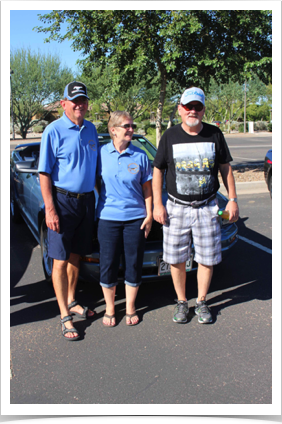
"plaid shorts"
163,199,222,266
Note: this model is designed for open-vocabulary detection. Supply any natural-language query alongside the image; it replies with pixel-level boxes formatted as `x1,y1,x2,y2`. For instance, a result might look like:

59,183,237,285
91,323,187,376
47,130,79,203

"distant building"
32,101,62,123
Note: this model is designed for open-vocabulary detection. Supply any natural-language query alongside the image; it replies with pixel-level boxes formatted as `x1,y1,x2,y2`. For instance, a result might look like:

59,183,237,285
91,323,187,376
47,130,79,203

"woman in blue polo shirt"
96,111,153,327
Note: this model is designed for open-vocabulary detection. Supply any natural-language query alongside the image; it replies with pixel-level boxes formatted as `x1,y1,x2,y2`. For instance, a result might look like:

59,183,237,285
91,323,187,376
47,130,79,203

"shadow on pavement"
10,215,271,328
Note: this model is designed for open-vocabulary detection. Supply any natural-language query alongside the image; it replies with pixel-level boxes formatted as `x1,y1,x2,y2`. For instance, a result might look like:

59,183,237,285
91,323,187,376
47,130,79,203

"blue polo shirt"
97,140,152,221
38,113,98,193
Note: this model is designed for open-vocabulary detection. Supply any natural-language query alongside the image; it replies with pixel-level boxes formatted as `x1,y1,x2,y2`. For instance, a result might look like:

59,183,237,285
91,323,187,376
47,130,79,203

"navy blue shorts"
48,189,95,260
97,218,146,288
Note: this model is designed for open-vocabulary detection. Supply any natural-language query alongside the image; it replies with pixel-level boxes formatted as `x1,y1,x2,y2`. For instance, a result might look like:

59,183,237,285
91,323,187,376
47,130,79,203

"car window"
98,134,156,163
132,138,156,161
16,145,40,169
98,135,112,143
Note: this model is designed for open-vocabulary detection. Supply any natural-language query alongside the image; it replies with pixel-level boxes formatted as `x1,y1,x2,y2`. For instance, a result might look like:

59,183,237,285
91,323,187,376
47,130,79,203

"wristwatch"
229,198,238,203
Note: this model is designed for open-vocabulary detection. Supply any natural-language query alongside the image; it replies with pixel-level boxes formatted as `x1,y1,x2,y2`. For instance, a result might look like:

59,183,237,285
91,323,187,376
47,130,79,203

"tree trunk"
155,71,167,147
167,101,179,129
244,79,247,133
20,126,28,139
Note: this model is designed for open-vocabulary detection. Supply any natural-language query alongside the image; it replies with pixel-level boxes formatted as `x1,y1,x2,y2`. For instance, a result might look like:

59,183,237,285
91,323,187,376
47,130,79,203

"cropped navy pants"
97,218,146,288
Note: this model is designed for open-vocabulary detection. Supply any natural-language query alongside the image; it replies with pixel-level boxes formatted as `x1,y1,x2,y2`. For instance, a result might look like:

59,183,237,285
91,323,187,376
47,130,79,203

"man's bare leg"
195,263,213,324
170,262,189,323
52,258,79,339
170,262,187,301
197,263,213,302
67,253,95,317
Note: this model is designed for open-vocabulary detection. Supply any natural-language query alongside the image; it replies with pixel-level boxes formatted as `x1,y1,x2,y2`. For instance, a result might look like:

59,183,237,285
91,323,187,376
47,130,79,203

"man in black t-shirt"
152,87,239,324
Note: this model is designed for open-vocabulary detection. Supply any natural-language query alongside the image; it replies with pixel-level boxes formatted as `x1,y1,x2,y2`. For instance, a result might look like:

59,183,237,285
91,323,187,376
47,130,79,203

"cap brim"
67,94,90,100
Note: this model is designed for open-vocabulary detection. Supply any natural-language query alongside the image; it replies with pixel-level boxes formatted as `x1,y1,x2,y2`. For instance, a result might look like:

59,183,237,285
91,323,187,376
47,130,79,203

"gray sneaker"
195,300,212,324
173,300,189,323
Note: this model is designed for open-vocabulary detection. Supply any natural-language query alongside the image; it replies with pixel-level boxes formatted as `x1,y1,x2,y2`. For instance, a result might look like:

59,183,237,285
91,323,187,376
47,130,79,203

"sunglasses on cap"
115,124,137,130
181,103,204,112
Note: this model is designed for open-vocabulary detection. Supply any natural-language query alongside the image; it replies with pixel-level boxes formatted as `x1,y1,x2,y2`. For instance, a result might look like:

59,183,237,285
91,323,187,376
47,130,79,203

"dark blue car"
10,134,238,283
264,149,272,198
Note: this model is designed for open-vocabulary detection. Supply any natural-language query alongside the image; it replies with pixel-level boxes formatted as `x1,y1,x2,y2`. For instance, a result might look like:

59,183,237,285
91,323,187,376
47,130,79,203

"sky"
10,10,82,75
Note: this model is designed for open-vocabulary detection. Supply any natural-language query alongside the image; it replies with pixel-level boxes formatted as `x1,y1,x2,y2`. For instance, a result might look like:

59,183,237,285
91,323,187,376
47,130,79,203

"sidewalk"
220,181,268,196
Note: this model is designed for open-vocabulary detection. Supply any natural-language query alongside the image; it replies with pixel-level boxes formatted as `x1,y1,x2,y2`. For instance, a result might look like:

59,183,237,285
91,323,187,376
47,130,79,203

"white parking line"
238,235,272,254
232,156,262,161
230,145,272,148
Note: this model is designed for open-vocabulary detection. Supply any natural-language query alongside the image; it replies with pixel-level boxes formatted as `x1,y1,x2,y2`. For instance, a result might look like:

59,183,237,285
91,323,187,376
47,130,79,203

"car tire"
10,186,23,223
40,220,53,284
269,173,272,199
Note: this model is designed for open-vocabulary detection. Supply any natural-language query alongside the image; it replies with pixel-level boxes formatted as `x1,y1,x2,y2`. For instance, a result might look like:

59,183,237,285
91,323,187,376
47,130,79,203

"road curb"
220,181,268,196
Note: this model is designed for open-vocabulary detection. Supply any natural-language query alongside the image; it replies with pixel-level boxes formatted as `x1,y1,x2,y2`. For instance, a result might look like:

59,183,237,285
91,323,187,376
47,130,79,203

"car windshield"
97,134,156,165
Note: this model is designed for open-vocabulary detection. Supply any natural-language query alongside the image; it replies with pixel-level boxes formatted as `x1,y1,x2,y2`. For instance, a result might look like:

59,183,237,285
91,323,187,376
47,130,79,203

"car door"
28,171,44,235
11,151,25,209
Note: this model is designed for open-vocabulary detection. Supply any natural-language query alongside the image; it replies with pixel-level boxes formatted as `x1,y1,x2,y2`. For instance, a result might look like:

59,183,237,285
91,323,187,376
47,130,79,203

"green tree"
10,47,73,138
83,65,160,121
35,10,272,145
257,103,271,121
205,75,270,131
245,104,259,121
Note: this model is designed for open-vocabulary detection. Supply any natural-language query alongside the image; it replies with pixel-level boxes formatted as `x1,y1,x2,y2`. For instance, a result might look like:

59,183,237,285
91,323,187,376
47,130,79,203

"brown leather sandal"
103,314,116,327
125,313,139,326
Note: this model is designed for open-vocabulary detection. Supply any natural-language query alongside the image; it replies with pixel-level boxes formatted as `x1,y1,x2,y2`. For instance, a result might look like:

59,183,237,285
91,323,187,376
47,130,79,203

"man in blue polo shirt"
38,81,99,341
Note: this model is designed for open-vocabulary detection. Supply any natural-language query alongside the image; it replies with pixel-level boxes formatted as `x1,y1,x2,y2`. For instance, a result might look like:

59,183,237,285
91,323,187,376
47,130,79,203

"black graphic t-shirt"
153,123,232,202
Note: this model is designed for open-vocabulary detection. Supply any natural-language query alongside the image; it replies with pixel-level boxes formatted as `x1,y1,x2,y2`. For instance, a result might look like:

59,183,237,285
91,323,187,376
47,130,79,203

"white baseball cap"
180,87,205,106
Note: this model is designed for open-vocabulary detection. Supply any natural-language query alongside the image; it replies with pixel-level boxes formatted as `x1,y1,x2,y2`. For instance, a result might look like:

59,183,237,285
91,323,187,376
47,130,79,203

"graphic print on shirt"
173,143,216,196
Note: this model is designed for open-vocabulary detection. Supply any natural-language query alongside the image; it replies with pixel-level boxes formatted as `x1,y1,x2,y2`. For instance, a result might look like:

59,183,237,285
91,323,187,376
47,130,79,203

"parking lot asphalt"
8,131,275,413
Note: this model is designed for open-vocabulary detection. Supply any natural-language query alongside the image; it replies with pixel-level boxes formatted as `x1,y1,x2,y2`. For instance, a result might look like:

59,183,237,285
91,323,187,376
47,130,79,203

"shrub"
146,126,156,136
238,124,244,133
37,120,48,129
138,120,153,133
254,121,268,131
267,123,272,132
10,124,20,134
95,121,108,133
32,125,44,133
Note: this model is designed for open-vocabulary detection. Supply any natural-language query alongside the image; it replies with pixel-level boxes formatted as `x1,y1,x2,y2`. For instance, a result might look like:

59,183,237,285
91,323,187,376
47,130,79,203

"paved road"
225,132,272,166
9,191,272,407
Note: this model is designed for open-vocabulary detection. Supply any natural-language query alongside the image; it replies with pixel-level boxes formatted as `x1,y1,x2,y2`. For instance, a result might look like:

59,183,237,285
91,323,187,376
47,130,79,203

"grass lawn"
144,133,157,147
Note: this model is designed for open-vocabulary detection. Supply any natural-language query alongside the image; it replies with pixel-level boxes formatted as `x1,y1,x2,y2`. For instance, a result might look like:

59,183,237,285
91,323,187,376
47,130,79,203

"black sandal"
60,315,80,341
68,300,95,319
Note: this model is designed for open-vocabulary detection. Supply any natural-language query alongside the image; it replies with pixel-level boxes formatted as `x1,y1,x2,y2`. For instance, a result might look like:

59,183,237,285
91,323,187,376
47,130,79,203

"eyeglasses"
181,103,204,112
115,124,137,130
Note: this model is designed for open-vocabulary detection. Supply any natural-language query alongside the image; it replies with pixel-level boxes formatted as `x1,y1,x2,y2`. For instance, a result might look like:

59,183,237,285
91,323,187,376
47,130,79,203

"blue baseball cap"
180,87,205,106
63,81,90,100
